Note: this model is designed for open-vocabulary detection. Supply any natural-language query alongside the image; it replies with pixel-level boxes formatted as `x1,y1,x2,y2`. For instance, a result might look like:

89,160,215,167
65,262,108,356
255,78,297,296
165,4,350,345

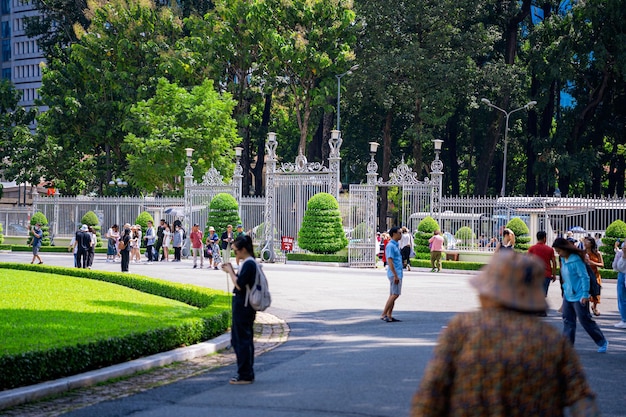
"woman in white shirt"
162,223,171,262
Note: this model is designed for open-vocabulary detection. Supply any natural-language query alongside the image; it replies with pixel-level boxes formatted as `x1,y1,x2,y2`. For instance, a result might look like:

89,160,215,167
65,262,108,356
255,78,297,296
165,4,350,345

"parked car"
8,223,29,235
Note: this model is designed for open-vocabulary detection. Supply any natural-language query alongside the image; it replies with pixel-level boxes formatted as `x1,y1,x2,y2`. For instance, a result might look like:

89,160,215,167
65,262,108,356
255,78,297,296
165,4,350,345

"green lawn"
0,270,213,356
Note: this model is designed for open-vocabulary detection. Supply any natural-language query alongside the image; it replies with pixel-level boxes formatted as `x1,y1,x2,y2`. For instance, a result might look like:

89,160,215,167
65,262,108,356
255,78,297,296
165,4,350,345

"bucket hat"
80,224,88,231
469,251,548,313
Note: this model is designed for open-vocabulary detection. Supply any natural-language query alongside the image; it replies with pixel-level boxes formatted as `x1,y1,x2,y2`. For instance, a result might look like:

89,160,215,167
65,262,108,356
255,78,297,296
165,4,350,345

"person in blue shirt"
30,223,44,264
553,238,608,353
381,226,403,322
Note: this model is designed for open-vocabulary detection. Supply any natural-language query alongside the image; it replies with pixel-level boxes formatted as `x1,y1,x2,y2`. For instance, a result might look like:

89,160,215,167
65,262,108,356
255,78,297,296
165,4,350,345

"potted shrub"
81,210,103,247
207,193,241,236
600,220,626,265
298,193,348,254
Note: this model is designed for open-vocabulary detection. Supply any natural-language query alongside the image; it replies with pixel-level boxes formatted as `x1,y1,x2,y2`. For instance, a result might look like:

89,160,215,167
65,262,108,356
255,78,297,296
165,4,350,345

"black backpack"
585,264,601,297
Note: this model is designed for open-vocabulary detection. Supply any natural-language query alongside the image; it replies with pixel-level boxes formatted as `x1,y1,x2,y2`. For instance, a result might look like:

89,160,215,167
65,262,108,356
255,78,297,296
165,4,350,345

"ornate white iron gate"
260,131,342,262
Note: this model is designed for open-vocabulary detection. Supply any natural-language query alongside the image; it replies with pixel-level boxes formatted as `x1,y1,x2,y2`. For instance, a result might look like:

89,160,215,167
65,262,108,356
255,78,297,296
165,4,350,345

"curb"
0,334,231,410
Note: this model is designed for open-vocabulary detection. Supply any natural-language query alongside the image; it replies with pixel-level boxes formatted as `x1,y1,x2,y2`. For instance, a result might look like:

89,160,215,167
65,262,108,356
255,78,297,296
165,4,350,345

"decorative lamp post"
430,140,444,222
234,146,244,200
481,98,537,197
108,178,128,196
336,64,359,132
183,148,194,254
261,132,278,263
367,142,379,185
328,130,342,199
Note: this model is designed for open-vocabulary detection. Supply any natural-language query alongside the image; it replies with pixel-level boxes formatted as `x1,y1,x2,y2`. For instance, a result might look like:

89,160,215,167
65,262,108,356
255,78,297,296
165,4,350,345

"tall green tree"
36,0,188,195
124,78,240,193
0,80,38,185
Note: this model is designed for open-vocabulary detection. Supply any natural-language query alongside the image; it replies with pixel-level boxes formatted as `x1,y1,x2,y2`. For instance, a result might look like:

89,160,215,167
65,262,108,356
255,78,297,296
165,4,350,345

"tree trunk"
446,114,459,195
252,93,272,197
379,110,393,232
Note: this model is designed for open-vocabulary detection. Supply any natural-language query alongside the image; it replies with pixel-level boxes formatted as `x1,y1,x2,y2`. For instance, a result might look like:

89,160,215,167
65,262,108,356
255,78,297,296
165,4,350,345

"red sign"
281,236,294,251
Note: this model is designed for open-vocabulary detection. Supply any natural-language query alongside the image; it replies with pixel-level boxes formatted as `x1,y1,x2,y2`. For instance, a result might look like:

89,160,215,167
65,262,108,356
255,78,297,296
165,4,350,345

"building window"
1,67,10,79
1,0,10,15
2,39,10,60
1,21,9,38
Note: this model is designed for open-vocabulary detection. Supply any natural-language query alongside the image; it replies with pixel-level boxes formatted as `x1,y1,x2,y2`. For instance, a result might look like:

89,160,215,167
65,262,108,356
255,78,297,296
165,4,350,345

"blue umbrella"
569,226,586,233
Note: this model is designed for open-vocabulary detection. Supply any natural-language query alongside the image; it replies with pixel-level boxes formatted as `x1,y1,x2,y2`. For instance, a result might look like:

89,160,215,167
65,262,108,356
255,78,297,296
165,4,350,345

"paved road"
2,252,626,416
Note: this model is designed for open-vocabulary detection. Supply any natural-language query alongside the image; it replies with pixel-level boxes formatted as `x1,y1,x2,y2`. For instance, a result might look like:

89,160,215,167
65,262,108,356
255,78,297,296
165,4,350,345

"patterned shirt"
411,308,595,417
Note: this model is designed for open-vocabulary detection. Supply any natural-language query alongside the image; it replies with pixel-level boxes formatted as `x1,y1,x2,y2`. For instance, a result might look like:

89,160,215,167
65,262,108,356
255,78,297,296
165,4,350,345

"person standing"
221,235,257,384
105,224,119,262
87,226,97,269
221,224,234,260
612,240,626,328
120,227,131,272
381,226,403,322
75,224,91,268
428,230,445,273
162,223,171,262
190,224,204,268
584,236,604,316
30,223,44,264
144,220,156,263
496,227,515,252
155,219,165,261
399,227,414,271
410,251,599,417
234,224,246,239
528,231,557,301
205,226,220,269
552,238,608,352
172,224,183,262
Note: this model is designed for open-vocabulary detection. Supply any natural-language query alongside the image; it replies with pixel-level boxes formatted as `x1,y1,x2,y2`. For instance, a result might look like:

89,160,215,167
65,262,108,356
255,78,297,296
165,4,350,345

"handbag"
585,264,601,297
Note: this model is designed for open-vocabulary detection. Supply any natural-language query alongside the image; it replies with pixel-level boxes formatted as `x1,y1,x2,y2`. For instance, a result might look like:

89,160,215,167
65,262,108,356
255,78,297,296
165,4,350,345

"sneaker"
614,321,626,328
597,340,609,353
229,376,253,385
430,268,436,272
193,265,197,269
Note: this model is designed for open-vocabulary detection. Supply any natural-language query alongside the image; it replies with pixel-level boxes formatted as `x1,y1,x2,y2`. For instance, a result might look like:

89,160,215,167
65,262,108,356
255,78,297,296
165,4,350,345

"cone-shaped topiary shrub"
81,210,103,247
207,193,241,236
28,212,50,246
455,226,476,248
600,220,626,265
415,216,440,254
298,193,348,254
506,217,530,251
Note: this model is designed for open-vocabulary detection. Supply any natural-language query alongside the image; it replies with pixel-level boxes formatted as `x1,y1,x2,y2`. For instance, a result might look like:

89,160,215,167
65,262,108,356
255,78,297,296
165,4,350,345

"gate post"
430,140,444,222
328,130,342,199
183,148,194,254
261,132,278,262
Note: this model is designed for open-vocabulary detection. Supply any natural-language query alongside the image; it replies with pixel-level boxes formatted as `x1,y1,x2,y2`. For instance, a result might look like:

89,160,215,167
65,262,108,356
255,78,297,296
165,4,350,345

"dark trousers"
231,294,256,380
146,244,155,261
400,246,411,268
77,249,88,268
174,247,181,261
562,299,606,346
121,250,130,272
154,238,163,260
87,248,95,267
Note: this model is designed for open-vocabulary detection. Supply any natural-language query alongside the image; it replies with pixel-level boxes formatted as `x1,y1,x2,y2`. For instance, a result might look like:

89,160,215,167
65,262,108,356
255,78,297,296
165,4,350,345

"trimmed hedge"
298,193,348,254
0,263,230,389
506,217,531,251
207,193,241,236
410,258,485,271
287,252,348,263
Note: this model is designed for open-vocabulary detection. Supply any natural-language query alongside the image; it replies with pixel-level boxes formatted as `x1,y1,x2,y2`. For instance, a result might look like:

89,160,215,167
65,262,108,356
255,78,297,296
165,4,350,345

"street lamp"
108,178,127,196
336,64,360,132
481,98,537,197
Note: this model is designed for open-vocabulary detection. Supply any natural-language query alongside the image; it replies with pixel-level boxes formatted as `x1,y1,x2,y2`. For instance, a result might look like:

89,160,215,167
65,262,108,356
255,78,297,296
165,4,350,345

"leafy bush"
81,210,103,247
455,226,475,248
298,193,348,254
506,217,531,250
0,223,4,245
415,216,440,254
287,252,348,263
207,193,241,236
600,220,626,265
0,263,230,389
28,212,51,246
